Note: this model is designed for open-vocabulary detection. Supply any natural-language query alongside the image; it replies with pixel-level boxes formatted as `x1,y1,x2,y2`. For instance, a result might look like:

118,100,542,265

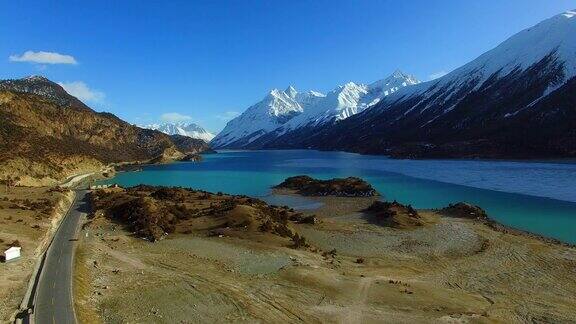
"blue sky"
1,1,573,132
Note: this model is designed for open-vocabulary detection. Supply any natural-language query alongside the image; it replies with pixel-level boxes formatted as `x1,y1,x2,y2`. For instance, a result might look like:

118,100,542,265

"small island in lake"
274,175,379,197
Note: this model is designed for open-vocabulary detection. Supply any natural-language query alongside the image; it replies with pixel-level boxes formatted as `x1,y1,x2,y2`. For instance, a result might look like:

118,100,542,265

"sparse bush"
322,249,337,258
167,204,192,220
150,187,189,202
259,220,273,232
200,192,211,199
291,233,308,248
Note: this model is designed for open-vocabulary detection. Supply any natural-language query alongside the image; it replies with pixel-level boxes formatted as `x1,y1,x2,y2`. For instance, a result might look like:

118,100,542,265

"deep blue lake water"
98,150,576,244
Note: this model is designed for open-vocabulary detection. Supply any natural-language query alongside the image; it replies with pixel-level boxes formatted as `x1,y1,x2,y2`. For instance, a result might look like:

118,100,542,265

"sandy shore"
75,189,576,323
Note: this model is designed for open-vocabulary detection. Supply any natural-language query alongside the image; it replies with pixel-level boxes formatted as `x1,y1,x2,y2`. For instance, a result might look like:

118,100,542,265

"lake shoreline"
77,183,576,322
273,188,576,248
215,148,576,164
97,150,576,244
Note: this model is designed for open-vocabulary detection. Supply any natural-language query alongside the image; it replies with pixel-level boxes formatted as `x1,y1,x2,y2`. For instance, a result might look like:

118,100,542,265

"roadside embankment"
0,186,74,323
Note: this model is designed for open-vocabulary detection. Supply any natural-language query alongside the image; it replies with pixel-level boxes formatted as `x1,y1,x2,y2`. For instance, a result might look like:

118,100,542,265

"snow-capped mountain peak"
212,71,419,148
285,85,298,99
562,9,575,18
211,86,304,147
144,122,215,142
369,70,420,94
261,88,303,117
281,9,576,159
277,71,420,132
430,9,576,93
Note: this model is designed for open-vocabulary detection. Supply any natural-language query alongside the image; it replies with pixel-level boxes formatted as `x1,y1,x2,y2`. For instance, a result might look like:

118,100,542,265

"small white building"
4,246,21,262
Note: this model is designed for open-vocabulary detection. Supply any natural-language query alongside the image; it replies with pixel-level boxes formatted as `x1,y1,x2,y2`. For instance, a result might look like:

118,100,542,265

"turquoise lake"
98,150,576,244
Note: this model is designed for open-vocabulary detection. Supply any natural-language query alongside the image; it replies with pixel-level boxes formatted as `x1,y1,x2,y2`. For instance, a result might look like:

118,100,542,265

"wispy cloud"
160,112,193,123
429,70,448,80
57,81,105,103
215,111,240,121
9,51,78,65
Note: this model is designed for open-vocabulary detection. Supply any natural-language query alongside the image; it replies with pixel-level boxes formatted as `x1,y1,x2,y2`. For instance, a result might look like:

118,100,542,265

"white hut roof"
5,246,21,253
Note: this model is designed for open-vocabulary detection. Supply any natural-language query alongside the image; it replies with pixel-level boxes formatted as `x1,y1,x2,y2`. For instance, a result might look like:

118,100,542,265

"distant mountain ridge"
144,122,215,142
214,9,576,159
0,76,211,184
211,70,419,148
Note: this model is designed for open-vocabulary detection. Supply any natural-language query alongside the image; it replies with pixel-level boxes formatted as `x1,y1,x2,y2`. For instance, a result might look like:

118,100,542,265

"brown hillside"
90,186,311,245
0,77,211,183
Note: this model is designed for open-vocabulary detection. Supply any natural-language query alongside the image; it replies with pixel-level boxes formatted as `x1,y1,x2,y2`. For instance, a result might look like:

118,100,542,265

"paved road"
33,190,89,324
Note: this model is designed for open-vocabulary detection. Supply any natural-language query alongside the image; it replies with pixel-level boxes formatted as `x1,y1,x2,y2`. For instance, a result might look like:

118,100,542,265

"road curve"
33,190,89,324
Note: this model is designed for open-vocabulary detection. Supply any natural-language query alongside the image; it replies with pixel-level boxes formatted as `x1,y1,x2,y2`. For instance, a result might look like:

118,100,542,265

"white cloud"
429,70,448,80
160,112,193,123
57,81,105,103
9,51,78,65
215,111,240,121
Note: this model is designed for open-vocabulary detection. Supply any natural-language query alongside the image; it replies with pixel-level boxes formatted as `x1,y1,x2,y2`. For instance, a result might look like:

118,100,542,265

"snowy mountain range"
211,70,419,148
213,9,576,159
258,9,576,158
144,122,215,142
277,70,420,133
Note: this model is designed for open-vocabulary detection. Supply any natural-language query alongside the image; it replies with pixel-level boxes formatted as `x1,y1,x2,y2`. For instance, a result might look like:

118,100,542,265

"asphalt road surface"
33,190,89,324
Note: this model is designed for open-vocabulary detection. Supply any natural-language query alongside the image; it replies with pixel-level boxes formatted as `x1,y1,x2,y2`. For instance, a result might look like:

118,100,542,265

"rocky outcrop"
363,200,425,229
439,202,488,220
275,176,378,197
90,186,312,246
179,153,203,162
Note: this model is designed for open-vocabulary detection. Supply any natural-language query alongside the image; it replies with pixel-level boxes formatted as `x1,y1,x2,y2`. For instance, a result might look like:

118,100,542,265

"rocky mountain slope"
144,122,215,142
253,10,576,159
212,71,419,149
0,76,211,184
